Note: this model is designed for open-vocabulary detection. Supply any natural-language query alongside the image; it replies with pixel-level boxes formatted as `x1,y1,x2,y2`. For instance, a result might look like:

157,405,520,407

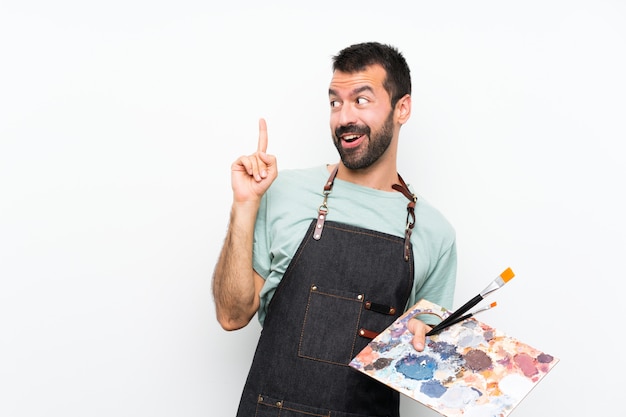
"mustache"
335,124,370,138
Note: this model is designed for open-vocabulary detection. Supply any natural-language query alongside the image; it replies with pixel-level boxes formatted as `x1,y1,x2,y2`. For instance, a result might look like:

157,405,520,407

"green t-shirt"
253,165,457,325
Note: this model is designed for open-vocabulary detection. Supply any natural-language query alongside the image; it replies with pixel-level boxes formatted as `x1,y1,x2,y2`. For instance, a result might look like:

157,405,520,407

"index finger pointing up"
257,118,268,153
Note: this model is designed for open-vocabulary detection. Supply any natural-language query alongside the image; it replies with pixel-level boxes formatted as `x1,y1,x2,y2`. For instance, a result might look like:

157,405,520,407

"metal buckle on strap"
314,166,338,241
313,191,330,241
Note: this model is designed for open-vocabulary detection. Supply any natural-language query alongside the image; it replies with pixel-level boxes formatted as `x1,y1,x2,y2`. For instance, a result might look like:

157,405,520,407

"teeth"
344,134,360,141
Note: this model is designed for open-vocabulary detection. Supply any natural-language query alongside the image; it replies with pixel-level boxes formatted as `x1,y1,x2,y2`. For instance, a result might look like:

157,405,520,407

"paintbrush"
429,301,498,334
426,267,514,336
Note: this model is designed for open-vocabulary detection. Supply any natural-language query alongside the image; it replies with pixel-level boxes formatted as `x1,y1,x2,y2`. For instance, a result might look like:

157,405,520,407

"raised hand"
230,118,278,204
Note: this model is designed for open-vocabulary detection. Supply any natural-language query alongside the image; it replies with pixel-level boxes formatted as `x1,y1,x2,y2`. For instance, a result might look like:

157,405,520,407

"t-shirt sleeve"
407,239,458,323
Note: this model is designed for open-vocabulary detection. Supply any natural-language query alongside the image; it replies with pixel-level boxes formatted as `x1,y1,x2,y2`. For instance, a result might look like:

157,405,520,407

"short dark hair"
332,42,412,108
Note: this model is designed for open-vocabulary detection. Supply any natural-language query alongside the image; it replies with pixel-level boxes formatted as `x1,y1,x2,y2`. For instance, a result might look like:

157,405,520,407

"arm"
212,119,277,331
407,238,458,351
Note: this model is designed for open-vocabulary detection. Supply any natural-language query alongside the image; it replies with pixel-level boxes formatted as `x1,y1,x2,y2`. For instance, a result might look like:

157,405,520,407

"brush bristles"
500,267,515,282
489,302,497,308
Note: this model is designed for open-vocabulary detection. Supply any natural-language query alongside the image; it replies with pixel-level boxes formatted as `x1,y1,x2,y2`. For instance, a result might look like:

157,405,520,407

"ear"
395,94,411,125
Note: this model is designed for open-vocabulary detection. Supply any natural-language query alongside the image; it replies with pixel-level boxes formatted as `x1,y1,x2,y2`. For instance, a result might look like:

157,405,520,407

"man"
212,42,457,417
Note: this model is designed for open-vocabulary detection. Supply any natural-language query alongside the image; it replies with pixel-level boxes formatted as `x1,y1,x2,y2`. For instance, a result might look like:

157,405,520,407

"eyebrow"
328,85,375,97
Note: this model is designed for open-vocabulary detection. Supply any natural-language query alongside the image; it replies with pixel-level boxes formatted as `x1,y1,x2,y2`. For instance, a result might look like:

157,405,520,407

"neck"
331,161,399,191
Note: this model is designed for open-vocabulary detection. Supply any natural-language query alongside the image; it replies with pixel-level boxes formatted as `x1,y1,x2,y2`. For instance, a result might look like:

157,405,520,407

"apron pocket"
298,284,363,365
255,394,387,417
255,394,330,417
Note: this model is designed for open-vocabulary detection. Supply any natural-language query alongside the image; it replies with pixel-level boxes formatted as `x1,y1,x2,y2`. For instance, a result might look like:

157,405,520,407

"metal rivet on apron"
257,395,263,402
311,285,317,291
276,401,283,407
357,294,363,300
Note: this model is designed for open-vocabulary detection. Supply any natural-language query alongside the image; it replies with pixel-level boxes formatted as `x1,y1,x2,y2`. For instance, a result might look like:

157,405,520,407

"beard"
333,111,394,170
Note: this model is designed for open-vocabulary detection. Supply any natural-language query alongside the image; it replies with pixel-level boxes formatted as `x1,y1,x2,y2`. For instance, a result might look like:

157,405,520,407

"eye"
356,97,369,105
330,100,341,108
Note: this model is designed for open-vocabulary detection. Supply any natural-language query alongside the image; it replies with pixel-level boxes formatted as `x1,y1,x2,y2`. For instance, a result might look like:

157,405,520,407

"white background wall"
1,1,624,416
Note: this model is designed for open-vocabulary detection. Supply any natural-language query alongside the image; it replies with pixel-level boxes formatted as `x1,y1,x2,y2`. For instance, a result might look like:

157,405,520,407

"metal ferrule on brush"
479,278,505,298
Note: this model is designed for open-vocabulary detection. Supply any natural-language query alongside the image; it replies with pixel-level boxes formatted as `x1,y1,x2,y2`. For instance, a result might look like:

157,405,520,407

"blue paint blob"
421,379,447,398
430,341,458,360
395,354,437,380
471,387,483,397
372,339,402,353
483,329,495,340
369,357,393,370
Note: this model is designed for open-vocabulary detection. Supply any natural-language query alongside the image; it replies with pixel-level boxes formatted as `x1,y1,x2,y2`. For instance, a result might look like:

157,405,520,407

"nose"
336,103,357,126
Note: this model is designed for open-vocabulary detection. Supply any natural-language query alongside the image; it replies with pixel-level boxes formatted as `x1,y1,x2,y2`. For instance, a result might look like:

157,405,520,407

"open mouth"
335,125,369,149
342,134,363,143
340,133,366,149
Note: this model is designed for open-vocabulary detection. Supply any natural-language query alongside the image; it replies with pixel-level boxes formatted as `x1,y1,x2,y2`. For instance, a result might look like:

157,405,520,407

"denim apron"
236,167,417,417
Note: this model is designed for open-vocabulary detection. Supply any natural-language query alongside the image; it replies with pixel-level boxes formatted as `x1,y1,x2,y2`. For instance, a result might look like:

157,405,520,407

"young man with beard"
212,42,457,417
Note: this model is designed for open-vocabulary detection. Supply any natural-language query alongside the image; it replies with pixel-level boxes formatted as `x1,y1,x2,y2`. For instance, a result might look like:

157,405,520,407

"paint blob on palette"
349,299,559,417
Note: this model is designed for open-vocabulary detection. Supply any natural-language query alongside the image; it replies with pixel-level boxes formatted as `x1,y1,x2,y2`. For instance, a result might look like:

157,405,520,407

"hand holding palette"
349,298,559,417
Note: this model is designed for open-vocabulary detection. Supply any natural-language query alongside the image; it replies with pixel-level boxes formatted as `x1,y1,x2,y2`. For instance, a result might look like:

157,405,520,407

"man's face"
329,64,396,170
